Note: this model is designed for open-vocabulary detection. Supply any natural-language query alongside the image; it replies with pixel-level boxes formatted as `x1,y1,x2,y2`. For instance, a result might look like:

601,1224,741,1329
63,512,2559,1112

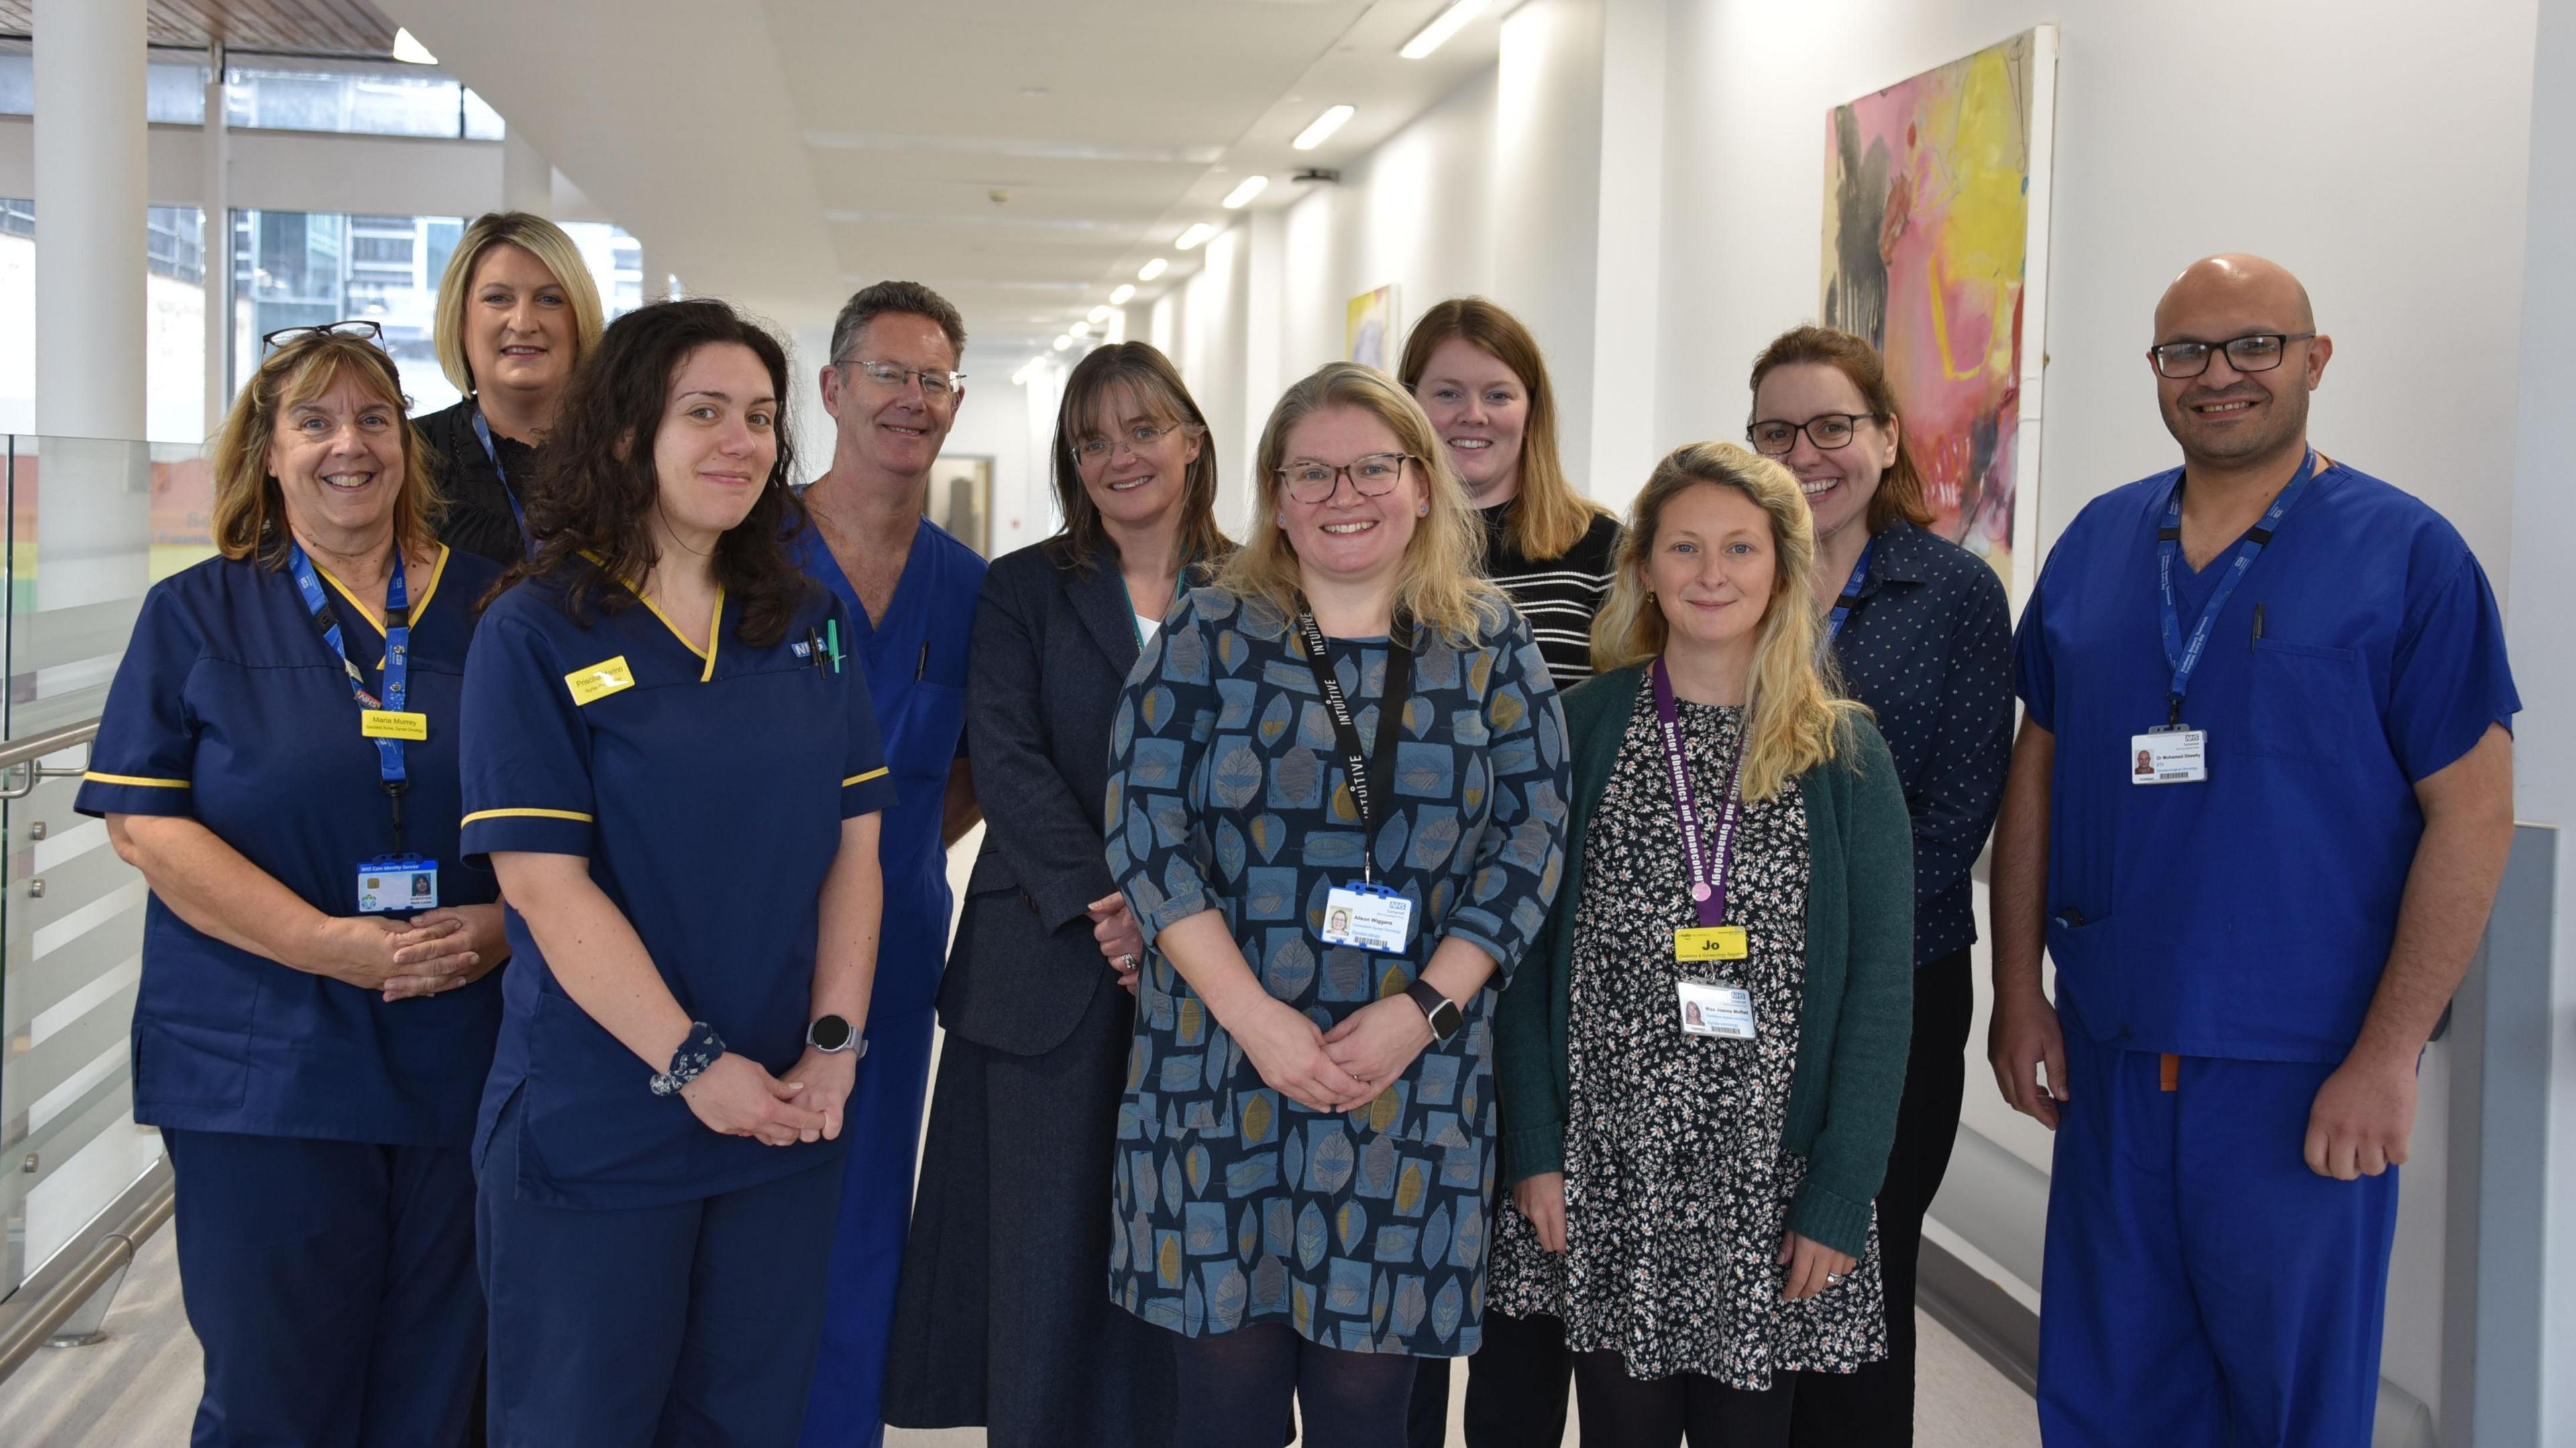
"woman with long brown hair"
884,341,1230,1447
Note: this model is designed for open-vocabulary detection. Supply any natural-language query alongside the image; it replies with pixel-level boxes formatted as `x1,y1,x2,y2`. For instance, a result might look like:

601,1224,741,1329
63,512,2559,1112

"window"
223,54,504,140
0,44,213,123
0,202,206,443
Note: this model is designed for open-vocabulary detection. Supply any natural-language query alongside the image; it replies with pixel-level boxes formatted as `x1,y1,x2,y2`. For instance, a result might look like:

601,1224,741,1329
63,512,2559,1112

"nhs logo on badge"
791,640,812,657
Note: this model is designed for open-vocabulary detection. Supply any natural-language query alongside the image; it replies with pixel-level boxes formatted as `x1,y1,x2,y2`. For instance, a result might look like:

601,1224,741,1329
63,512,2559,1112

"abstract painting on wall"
1347,285,1399,372
1822,27,2057,598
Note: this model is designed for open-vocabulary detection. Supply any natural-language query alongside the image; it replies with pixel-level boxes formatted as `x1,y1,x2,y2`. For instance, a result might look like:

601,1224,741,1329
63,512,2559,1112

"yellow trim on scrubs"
85,771,190,789
461,807,596,826
577,550,722,681
843,767,889,787
313,544,453,641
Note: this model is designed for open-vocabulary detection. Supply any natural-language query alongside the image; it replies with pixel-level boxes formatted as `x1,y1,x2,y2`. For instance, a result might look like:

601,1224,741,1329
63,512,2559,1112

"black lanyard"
1293,606,1412,887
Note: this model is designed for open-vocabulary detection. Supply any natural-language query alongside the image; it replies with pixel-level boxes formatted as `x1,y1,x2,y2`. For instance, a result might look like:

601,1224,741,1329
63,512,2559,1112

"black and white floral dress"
1487,689,1887,1387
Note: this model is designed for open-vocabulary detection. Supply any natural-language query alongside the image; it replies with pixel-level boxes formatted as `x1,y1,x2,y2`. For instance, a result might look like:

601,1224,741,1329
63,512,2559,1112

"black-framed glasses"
2147,331,2316,380
262,319,385,353
1075,421,1189,463
1277,453,1410,504
837,357,965,401
1747,413,1871,456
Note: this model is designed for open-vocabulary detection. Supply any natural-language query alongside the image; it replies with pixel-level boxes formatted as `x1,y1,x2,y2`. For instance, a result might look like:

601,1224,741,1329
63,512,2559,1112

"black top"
414,398,537,568
1827,516,2014,966
1481,500,1621,686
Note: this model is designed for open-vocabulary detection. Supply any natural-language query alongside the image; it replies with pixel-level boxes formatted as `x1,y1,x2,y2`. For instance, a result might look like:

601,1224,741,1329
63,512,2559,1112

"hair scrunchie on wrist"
649,1021,727,1097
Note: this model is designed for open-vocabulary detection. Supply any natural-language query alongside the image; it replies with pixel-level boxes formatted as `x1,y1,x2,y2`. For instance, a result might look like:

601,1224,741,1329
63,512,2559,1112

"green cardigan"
1493,663,1917,1259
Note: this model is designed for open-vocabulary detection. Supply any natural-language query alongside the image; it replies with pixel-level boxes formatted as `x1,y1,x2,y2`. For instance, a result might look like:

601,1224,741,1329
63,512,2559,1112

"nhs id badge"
1320,883,1413,953
1677,980,1756,1040
2129,727,2208,785
357,856,438,915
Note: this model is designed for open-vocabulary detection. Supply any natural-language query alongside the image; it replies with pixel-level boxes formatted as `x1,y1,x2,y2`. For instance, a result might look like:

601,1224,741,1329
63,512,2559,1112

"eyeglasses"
837,358,965,402
1075,421,1189,463
1277,453,1410,504
262,319,385,353
2147,332,2316,380
1747,413,1872,456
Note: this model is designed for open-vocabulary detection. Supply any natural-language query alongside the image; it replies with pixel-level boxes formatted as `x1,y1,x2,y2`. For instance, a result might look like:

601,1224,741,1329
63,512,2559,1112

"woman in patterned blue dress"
1104,362,1572,1447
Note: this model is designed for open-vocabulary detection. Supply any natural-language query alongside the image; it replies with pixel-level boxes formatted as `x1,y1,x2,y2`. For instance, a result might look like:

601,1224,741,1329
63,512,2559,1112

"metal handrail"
0,1168,174,1383
0,717,99,800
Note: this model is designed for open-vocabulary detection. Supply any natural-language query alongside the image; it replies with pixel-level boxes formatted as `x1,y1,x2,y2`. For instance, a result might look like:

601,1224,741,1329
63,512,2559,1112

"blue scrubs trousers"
2038,1017,2398,1448
797,1002,937,1448
477,1104,847,1447
163,1127,482,1448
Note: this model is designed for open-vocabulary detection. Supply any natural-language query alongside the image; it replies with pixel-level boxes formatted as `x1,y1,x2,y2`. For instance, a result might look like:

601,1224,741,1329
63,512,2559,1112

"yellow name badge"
564,655,636,706
358,710,429,740
1674,926,1749,962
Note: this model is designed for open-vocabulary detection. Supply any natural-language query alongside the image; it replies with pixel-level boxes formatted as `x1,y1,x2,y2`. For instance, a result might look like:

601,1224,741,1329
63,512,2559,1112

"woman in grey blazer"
883,342,1231,1448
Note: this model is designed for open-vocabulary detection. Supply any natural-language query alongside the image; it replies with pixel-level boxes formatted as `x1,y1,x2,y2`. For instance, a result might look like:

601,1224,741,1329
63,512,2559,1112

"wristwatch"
808,1014,868,1058
1403,981,1463,1044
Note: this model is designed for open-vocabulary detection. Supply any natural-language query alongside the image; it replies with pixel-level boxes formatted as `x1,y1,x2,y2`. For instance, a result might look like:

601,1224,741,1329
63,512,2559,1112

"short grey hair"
828,280,968,367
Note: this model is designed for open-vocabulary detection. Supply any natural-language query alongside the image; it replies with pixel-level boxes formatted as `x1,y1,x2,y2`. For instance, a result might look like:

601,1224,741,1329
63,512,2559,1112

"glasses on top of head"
2147,331,2316,380
1075,421,1187,463
837,358,965,402
1746,413,1870,456
1277,453,1410,505
262,319,386,353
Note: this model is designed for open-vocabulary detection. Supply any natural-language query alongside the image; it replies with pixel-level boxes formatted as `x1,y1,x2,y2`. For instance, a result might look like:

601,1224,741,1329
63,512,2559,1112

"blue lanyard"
1825,537,1876,643
2155,452,2316,726
288,540,412,847
470,406,535,558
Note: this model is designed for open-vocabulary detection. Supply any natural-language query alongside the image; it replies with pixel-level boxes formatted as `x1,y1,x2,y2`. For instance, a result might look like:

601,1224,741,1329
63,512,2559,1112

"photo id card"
357,858,438,915
1320,883,1414,953
1677,981,1756,1040
2129,728,2208,785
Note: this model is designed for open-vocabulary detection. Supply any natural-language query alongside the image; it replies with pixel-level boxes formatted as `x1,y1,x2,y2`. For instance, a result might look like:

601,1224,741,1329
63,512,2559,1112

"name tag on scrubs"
357,856,438,914
1674,926,1749,961
2129,727,2208,785
1677,981,1756,1040
1320,883,1413,952
564,655,636,706
358,709,428,740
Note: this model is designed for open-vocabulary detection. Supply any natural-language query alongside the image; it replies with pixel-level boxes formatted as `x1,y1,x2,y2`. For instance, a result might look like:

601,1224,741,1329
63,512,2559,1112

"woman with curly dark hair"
458,298,898,1444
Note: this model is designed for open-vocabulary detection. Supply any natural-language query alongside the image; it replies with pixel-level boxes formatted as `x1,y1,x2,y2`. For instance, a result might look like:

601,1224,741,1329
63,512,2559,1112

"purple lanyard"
1650,655,1744,930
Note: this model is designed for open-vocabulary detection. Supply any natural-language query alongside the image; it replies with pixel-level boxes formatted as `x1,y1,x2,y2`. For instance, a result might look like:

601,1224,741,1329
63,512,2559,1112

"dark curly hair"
494,298,814,646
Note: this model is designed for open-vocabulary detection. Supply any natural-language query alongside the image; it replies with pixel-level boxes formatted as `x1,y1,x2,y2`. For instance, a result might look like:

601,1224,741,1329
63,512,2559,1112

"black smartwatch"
1403,980,1463,1044
808,1014,867,1058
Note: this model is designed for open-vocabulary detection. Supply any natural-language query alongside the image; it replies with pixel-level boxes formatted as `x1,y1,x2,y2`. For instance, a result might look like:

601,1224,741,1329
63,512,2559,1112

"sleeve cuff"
75,773,194,820
460,807,595,862
1501,1124,1564,1186
1785,1179,1875,1260
1139,887,1214,944
840,767,899,818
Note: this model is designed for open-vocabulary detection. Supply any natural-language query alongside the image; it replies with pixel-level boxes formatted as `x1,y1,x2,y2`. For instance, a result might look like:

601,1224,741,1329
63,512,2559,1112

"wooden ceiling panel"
0,0,398,54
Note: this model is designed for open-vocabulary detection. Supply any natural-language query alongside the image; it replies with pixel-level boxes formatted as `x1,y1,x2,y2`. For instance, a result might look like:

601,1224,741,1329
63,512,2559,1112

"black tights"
1570,1351,1794,1448
1173,1323,1419,1448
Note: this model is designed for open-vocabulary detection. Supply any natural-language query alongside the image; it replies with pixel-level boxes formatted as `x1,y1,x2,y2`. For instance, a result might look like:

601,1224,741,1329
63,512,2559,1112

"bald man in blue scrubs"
796,280,987,1448
1992,255,2518,1447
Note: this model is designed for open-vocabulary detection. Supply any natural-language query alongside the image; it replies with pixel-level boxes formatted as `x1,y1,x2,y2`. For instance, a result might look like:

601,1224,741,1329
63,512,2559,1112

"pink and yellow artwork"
1822,30,2055,594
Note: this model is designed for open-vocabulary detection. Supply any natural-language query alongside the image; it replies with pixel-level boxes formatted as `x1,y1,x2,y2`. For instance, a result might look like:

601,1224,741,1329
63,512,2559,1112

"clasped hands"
312,905,508,1002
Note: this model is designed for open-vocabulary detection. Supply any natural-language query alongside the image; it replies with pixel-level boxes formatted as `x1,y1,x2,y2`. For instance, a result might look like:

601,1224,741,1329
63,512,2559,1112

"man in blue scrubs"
1991,255,2519,1446
797,280,987,1448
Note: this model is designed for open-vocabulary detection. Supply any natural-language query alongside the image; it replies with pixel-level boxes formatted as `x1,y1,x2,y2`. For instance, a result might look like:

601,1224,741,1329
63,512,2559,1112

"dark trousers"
164,1127,483,1448
1789,946,1974,1447
477,1104,846,1447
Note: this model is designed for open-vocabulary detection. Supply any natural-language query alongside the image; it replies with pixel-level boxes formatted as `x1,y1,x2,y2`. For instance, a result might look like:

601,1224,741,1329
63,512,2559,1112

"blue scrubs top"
2015,460,2518,1063
459,567,899,1209
790,518,984,1013
75,546,506,1146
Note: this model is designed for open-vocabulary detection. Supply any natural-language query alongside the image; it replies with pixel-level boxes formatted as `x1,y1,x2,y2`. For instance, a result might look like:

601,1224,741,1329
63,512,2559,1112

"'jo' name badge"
2130,727,2208,785
1320,883,1413,953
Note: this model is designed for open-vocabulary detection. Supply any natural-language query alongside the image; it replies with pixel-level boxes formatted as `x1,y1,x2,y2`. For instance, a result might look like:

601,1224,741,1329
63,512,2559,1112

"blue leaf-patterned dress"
1103,586,1570,1357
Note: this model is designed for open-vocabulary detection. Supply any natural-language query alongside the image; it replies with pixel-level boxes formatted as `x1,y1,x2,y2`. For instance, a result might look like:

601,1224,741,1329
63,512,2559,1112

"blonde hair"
432,212,605,396
1399,296,1612,560
212,333,440,565
1218,362,1506,646
1591,441,1866,801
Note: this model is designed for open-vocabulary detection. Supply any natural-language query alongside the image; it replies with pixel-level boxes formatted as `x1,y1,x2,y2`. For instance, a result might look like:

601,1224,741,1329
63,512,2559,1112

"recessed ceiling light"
1110,284,1136,304
392,27,437,64
1020,86,1051,98
1138,258,1170,281
1398,0,1489,60
1175,223,1217,250
1222,176,1269,209
1053,335,1073,351
1293,105,1354,151
1087,305,1112,323
1071,321,1092,339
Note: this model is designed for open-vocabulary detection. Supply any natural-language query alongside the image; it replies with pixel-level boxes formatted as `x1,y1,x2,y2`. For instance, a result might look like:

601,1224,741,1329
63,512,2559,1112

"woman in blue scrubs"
80,322,511,1447
460,298,896,1445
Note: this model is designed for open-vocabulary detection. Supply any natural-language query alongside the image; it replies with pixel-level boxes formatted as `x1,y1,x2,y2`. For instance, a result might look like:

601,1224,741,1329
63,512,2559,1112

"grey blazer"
939,539,1148,1056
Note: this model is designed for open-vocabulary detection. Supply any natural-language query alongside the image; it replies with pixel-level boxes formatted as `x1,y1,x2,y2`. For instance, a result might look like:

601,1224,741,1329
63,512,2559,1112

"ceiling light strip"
1293,105,1355,152
1399,0,1490,60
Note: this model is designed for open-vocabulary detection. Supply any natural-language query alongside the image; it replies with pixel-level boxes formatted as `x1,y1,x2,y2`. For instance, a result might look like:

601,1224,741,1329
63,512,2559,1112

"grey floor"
0,1223,2037,1446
